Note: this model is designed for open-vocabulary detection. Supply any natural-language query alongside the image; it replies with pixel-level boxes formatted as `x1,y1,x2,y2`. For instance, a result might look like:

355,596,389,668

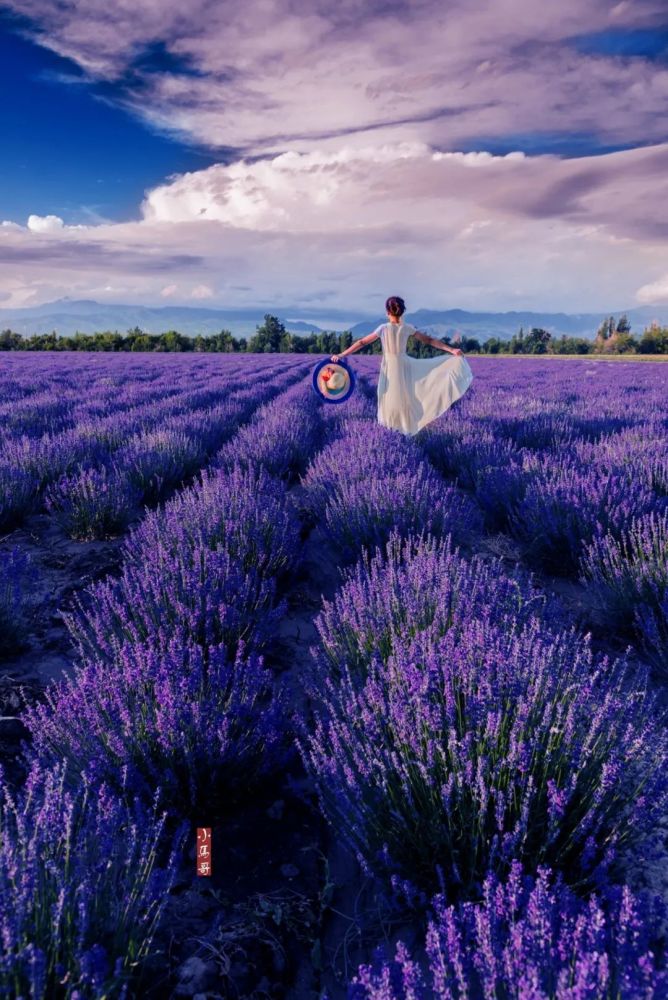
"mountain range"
0,298,666,340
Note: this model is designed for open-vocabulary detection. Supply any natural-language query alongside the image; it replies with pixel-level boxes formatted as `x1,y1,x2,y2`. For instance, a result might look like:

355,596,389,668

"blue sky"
0,1,667,315
0,15,222,224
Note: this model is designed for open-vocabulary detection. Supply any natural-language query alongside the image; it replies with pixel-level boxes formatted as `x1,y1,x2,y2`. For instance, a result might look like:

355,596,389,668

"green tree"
159,330,191,352
524,327,551,354
509,328,525,354
339,330,353,353
595,315,616,343
248,314,286,352
607,331,638,354
0,329,22,350
639,325,668,354
130,335,152,351
615,313,631,335
214,330,236,352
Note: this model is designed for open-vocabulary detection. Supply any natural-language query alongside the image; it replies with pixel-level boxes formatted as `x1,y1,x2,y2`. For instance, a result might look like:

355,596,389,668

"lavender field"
1,350,668,999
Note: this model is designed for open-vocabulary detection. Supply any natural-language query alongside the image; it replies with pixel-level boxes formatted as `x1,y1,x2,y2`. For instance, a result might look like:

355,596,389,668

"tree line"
1,313,666,355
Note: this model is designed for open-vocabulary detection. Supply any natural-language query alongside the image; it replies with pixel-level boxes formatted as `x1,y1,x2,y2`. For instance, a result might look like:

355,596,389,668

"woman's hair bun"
385,295,406,318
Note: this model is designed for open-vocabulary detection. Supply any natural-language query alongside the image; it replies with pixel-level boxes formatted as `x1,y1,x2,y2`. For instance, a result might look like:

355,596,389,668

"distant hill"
0,299,326,338
352,306,668,340
0,298,666,340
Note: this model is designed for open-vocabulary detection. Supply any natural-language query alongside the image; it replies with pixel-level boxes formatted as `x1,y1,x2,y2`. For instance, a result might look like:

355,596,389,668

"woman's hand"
450,348,463,356
330,354,340,362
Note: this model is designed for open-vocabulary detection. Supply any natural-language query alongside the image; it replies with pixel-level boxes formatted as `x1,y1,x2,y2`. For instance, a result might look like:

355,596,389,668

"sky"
0,0,667,319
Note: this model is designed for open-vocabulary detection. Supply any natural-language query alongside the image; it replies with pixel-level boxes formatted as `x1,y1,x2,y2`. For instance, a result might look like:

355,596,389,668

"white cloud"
27,214,66,233
636,275,668,304
190,284,214,299
0,142,666,314
142,143,436,229
140,141,668,247
433,151,526,167
5,0,668,156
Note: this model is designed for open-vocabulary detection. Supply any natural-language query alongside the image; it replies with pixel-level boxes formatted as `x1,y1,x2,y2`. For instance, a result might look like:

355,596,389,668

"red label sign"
196,827,212,877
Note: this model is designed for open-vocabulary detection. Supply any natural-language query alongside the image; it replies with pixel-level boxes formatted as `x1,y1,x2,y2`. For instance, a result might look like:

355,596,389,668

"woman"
331,295,474,436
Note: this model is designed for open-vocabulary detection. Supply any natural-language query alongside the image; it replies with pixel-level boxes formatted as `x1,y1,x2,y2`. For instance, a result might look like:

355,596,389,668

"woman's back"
379,321,413,356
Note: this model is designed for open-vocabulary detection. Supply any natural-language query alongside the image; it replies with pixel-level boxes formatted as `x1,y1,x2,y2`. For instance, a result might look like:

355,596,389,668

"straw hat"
325,369,346,390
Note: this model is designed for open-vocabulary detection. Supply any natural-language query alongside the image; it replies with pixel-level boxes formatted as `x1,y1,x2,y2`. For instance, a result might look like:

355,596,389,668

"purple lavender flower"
580,511,668,672
44,463,141,540
300,615,668,904
349,861,667,999
310,528,563,685
64,461,299,662
21,633,289,813
510,456,665,576
0,756,187,998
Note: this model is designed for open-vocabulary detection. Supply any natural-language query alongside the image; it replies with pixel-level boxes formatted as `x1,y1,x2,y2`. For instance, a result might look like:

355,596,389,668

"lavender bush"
215,382,323,483
311,529,563,683
322,465,481,565
0,465,37,532
21,633,288,813
4,393,76,438
123,462,300,584
301,422,482,563
579,511,668,652
64,533,285,662
0,757,187,999
510,457,665,576
2,428,96,492
349,861,667,999
421,420,523,491
116,427,206,502
636,588,668,675
300,615,668,906
44,464,141,540
64,461,299,662
300,421,423,516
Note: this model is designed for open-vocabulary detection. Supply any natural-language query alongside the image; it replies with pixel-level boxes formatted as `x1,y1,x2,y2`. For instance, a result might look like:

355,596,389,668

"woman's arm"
413,329,462,356
331,331,379,362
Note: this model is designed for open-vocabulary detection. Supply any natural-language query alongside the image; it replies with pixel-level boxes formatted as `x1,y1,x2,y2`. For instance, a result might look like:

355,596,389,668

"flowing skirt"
377,352,474,436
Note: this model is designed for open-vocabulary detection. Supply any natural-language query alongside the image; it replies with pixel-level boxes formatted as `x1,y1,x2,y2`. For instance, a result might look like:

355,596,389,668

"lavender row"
298,359,668,993
581,510,668,674
20,374,326,817
1,357,305,535
299,397,483,566
299,531,668,906
368,356,668,675
3,361,327,995
0,353,256,439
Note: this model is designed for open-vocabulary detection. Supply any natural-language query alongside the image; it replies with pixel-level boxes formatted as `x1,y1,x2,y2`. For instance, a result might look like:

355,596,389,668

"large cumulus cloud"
2,141,667,311
1,0,667,312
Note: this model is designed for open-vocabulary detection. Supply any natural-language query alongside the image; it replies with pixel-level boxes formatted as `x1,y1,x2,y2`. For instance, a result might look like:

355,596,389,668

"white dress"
375,321,474,435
